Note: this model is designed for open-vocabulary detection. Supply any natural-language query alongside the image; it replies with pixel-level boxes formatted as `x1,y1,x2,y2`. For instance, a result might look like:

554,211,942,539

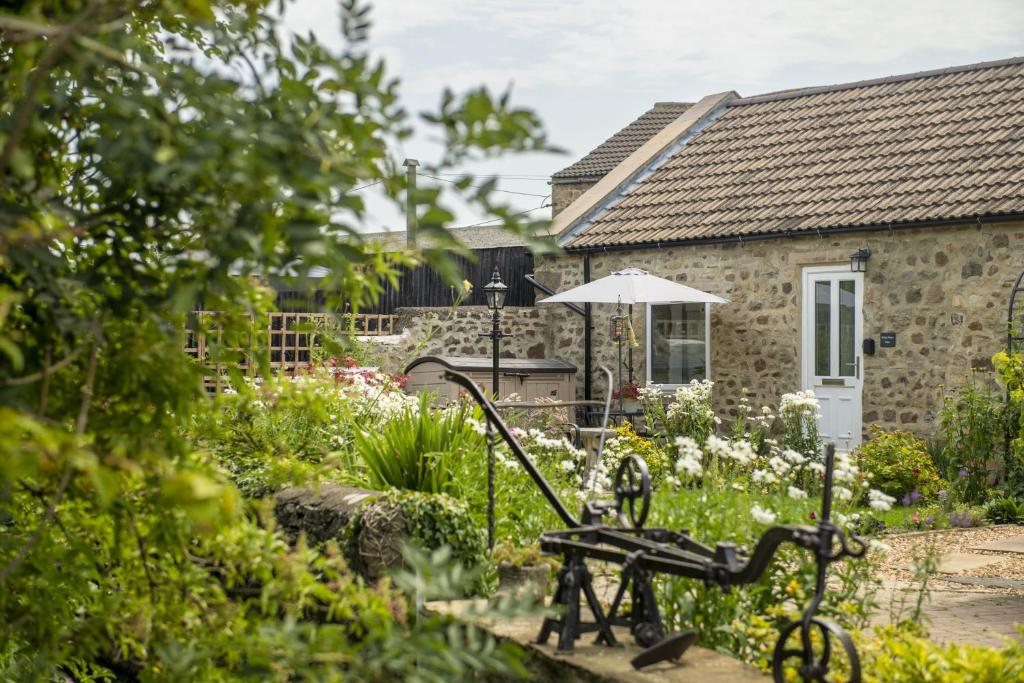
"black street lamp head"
849,247,872,273
484,266,508,311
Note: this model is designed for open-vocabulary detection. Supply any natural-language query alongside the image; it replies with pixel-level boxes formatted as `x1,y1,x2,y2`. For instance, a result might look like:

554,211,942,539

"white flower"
867,488,896,511
787,485,808,500
751,505,777,525
752,468,777,484
869,539,892,554
782,449,807,466
559,459,576,472
834,486,853,502
808,462,826,475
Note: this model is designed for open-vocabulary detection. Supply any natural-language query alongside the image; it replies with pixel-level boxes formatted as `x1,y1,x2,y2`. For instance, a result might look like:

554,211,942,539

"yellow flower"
785,579,801,597
462,279,473,293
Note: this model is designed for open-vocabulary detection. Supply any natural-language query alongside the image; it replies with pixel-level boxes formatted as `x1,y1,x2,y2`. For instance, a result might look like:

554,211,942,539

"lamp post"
481,266,510,398
480,266,510,549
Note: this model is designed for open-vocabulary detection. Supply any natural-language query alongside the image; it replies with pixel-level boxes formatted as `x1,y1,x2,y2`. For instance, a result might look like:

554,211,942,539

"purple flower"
925,516,934,525
910,490,921,503
902,494,912,507
958,468,968,479
938,490,948,500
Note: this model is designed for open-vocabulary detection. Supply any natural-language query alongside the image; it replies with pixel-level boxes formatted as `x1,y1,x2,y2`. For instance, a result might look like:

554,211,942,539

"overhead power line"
419,173,550,199
451,203,552,230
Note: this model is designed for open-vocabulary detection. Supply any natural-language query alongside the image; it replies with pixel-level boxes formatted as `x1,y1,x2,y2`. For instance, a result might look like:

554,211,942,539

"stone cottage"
535,57,1024,449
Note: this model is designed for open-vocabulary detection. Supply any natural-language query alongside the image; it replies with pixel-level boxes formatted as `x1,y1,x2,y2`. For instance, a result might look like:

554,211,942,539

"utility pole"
403,158,419,247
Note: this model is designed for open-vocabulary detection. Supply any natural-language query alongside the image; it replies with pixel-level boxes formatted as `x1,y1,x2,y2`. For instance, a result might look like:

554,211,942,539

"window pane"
650,303,706,385
839,280,856,377
814,281,831,376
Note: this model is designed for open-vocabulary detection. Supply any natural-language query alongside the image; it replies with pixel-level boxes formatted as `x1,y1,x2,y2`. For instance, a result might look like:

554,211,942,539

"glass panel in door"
838,280,856,377
814,281,831,376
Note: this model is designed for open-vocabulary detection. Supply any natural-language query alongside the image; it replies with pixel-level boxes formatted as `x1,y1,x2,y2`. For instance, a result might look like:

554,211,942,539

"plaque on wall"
879,332,896,348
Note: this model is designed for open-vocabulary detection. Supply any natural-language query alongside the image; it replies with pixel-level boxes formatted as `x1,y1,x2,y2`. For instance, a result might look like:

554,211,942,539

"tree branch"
1,345,84,387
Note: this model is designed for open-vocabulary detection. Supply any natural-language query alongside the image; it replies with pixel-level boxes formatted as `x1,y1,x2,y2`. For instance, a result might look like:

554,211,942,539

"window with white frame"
646,303,710,387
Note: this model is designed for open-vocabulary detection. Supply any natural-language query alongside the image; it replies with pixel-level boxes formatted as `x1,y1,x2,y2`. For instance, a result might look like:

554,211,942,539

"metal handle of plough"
589,366,615,494
443,369,580,529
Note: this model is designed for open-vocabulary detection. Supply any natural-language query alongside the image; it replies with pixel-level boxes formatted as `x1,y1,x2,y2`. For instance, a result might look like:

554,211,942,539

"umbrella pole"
616,301,624,418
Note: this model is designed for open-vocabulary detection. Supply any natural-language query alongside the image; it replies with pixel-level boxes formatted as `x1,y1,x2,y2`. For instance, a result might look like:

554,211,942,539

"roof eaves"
551,91,739,246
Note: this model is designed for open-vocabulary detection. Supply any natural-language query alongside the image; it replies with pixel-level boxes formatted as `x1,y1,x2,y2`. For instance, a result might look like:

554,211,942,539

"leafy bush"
940,375,1006,503
346,490,489,595
191,364,414,497
994,349,1024,497
354,395,485,495
857,624,1024,682
855,427,946,502
984,497,1022,524
593,422,672,488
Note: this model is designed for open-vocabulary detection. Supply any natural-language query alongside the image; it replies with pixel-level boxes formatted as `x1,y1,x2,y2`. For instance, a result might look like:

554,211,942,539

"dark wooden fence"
275,246,535,313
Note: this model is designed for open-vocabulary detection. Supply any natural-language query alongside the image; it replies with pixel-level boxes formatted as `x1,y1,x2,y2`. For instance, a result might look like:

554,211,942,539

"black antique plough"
445,370,867,683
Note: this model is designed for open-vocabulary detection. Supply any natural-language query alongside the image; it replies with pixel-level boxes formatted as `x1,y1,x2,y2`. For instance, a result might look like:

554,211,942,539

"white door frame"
801,265,864,450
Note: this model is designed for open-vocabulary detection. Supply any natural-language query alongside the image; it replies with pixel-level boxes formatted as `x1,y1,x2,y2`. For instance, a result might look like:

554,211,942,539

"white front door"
801,266,863,451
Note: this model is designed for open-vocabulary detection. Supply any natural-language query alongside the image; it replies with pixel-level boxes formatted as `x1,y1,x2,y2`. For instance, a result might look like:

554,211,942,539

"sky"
282,0,1024,233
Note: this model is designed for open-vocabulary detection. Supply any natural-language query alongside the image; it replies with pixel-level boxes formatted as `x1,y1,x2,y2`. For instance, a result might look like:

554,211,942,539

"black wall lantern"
849,247,872,273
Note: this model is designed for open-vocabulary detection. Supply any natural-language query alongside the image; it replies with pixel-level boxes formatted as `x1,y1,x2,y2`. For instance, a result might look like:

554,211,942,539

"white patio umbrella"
539,267,729,306
539,268,728,491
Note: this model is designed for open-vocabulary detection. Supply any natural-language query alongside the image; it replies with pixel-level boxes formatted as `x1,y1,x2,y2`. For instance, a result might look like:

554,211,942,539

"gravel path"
874,524,1024,592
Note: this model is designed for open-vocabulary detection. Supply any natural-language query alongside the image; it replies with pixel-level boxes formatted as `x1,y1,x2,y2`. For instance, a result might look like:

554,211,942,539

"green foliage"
651,486,882,663
640,380,716,445
940,374,1006,503
994,349,1024,497
347,490,489,596
599,422,672,487
857,624,1024,682
855,427,946,502
355,395,485,495
0,0,552,677
984,496,1022,524
779,390,822,459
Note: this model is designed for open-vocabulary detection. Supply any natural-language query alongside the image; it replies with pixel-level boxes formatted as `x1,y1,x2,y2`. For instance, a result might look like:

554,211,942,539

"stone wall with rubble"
533,221,1024,438
369,306,556,375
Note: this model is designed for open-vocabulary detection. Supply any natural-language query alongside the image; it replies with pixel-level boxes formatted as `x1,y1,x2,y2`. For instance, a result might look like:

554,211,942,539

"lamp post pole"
480,267,510,550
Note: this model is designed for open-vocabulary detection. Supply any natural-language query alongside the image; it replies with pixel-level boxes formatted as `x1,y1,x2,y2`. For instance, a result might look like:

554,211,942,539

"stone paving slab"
933,552,1004,574
874,585,1024,648
969,535,1024,555
427,600,767,682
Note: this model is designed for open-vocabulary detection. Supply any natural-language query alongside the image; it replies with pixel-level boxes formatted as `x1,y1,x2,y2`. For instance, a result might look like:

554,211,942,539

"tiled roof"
565,57,1024,249
552,102,692,181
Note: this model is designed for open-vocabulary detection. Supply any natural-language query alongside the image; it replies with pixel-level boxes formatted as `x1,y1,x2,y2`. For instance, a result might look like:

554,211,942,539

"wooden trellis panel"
185,311,398,390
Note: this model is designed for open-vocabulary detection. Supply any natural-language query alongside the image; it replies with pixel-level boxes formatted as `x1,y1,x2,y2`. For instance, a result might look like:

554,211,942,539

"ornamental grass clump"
355,394,486,495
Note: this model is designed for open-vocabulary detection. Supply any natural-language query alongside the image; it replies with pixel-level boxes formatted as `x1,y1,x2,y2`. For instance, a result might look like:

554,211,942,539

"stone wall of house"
551,180,597,216
534,221,1024,438
373,305,556,375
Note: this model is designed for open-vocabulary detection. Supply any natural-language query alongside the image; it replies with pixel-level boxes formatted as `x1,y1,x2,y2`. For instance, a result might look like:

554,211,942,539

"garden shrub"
940,374,1006,503
857,624,1024,682
595,422,672,487
346,490,489,594
984,496,1022,524
191,363,413,497
994,348,1024,498
855,427,945,502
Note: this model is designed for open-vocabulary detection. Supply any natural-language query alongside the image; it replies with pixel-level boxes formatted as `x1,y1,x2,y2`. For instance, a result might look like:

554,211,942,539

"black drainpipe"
583,254,592,401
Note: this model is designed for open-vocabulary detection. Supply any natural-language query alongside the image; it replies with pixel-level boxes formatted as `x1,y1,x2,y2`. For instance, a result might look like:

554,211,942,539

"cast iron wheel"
613,455,651,529
772,617,860,683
